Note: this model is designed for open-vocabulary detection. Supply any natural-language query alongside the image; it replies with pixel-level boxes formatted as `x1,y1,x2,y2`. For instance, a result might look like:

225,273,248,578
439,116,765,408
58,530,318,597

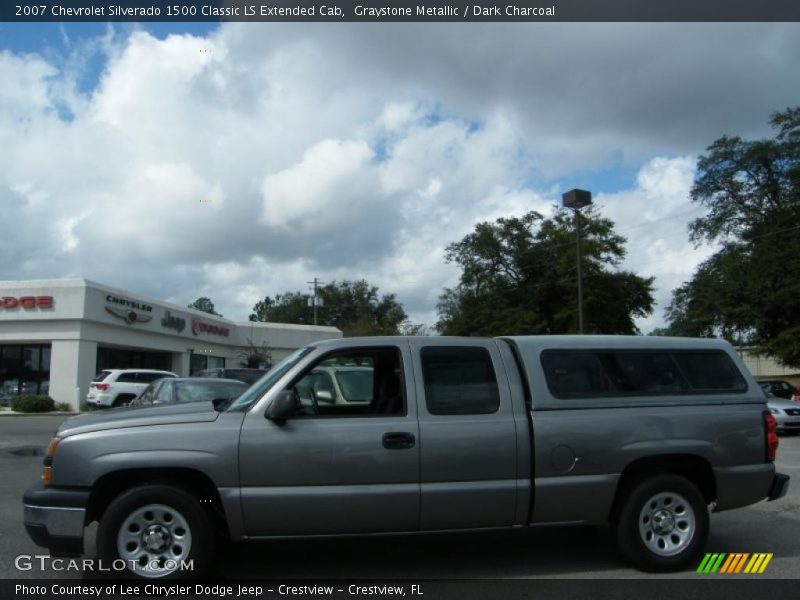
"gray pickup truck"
23,335,789,579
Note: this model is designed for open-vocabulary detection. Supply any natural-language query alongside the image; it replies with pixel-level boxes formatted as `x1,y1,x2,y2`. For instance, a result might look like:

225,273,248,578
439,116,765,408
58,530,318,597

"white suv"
86,369,177,408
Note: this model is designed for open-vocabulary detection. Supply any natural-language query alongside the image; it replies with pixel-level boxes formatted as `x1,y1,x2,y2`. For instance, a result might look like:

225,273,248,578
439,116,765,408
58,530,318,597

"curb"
0,411,79,417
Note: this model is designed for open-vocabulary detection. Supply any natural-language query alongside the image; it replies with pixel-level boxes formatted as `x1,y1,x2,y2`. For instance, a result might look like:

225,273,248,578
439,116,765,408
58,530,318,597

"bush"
54,402,72,412
10,395,55,413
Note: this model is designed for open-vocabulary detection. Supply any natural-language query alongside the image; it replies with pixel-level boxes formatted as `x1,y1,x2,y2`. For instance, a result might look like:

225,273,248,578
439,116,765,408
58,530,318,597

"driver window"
155,380,173,404
289,347,405,418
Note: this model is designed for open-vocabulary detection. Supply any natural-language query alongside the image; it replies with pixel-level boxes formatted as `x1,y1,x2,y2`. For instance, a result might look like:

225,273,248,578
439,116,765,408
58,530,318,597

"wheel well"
611,454,716,520
86,468,228,536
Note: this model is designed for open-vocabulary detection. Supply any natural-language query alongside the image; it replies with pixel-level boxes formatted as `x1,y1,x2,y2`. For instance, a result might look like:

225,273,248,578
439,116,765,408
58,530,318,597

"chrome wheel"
638,491,696,557
116,503,192,578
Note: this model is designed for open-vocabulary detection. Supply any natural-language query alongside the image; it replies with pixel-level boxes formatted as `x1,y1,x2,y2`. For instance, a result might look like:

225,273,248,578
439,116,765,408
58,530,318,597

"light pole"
562,189,592,334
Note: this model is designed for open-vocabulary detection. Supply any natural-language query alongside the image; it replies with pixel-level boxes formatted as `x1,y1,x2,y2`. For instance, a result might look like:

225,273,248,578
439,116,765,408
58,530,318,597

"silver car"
767,393,800,434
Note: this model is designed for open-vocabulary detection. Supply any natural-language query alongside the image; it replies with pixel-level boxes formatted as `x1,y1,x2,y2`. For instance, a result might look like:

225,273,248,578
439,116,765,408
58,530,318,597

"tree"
187,296,222,317
249,292,308,324
249,280,408,337
436,209,655,336
664,107,800,365
238,338,273,369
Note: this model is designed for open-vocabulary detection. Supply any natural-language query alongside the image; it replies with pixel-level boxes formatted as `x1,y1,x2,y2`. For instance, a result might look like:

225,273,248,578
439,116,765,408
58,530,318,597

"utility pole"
562,189,592,334
307,278,324,325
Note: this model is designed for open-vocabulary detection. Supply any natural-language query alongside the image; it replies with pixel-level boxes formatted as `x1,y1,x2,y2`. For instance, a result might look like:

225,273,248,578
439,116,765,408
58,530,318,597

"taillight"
793,392,800,403
95,383,110,391
764,410,779,462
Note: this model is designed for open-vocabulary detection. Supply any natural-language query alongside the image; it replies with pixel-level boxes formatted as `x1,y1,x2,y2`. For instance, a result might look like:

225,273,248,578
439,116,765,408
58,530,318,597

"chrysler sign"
105,294,153,325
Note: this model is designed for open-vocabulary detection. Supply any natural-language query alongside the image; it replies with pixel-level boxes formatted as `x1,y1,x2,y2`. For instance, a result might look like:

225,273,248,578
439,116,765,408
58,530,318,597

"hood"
57,401,221,437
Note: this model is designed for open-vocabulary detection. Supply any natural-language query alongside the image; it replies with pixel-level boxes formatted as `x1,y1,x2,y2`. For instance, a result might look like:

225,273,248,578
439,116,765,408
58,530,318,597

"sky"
1,21,799,333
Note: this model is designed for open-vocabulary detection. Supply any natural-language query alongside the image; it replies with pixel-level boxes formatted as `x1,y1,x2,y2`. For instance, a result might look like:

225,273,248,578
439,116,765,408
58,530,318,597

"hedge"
10,394,56,413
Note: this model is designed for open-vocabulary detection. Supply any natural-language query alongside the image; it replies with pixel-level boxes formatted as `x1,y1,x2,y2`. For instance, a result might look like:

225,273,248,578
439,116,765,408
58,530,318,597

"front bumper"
23,482,90,556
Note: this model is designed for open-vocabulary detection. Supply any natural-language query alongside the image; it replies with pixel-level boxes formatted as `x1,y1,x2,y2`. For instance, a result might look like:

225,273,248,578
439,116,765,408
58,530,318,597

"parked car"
132,377,247,408
192,368,267,386
86,369,177,408
758,379,798,400
766,393,800,434
25,336,789,579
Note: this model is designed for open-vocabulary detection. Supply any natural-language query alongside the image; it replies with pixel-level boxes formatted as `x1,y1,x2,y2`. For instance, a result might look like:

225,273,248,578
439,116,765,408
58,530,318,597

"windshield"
227,347,313,412
174,380,247,404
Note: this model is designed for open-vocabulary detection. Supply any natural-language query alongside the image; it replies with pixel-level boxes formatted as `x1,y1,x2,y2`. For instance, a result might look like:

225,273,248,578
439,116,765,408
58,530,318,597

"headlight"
42,436,60,486
769,408,780,415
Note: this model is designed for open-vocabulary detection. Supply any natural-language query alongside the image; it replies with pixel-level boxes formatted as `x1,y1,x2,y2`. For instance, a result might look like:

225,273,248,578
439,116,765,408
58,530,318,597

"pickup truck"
23,335,789,579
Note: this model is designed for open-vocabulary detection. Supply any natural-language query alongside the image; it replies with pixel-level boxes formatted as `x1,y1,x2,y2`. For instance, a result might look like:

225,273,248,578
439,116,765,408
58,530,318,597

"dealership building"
0,279,341,410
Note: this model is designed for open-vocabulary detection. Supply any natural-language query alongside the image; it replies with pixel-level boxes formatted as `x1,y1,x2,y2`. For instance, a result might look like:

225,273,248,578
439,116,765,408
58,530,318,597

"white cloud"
1,23,798,331
261,139,375,229
598,156,716,333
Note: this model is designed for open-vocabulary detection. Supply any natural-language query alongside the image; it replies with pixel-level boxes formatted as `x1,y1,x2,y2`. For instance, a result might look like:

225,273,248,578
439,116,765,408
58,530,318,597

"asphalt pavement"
0,415,798,580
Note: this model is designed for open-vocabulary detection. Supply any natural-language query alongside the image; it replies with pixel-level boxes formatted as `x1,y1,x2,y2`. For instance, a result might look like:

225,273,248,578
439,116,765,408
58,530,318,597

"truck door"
238,343,420,536
410,339,519,529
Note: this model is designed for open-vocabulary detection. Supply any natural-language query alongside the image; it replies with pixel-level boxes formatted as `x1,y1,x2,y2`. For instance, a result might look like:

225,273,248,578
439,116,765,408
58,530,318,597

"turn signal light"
42,437,60,487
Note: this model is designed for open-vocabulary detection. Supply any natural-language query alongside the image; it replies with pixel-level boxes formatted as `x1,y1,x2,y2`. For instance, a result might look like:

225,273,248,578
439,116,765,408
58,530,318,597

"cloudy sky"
1,21,799,332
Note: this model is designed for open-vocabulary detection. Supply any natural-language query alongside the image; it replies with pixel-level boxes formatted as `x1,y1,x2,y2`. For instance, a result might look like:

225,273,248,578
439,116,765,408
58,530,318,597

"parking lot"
1,415,798,580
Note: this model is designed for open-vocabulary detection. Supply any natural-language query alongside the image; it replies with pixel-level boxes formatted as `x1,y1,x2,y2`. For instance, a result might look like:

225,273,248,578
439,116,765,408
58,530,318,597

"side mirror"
316,389,333,403
212,397,230,411
266,389,298,423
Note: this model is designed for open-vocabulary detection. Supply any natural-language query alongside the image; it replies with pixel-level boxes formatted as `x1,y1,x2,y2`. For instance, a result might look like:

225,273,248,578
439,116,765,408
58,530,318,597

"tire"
96,485,214,579
614,474,709,572
112,395,134,408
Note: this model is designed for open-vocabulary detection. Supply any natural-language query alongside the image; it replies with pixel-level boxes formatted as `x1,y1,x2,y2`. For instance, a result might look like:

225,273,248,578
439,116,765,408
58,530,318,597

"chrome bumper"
24,504,86,538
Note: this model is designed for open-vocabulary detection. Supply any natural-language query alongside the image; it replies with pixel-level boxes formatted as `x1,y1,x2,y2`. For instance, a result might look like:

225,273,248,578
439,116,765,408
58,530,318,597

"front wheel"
614,474,709,572
97,485,214,579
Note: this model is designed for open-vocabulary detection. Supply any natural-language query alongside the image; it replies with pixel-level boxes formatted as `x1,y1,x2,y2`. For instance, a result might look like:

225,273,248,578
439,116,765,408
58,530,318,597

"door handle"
382,432,415,450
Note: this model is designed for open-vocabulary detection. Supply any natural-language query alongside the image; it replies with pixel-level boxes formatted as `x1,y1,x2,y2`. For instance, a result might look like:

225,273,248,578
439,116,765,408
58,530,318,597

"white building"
0,279,341,410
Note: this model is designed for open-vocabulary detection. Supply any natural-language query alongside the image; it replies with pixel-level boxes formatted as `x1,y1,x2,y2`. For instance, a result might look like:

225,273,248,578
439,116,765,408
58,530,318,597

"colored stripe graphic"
733,553,750,574
698,553,773,574
719,554,736,574
745,553,773,574
697,553,727,573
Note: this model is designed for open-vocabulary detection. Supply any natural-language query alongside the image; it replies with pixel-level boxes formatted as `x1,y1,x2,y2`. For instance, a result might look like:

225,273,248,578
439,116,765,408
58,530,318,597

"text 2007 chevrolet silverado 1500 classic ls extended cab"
23,335,789,578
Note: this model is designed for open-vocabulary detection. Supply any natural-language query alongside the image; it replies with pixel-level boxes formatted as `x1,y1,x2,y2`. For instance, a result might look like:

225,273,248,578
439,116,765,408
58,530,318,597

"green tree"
249,280,408,337
249,292,308,324
437,209,655,336
664,107,800,365
187,296,222,317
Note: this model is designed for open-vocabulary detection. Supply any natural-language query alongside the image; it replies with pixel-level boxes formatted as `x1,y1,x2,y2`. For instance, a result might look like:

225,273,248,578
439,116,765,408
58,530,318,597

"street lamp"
562,189,592,334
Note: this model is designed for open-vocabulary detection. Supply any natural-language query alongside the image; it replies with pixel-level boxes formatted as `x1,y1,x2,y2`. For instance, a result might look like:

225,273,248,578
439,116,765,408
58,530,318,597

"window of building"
96,347,172,372
0,344,52,402
190,353,225,375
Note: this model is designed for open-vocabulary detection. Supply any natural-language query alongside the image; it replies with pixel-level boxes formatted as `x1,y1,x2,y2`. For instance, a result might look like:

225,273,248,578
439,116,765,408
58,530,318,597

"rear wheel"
614,474,708,572
97,485,214,579
113,395,135,407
